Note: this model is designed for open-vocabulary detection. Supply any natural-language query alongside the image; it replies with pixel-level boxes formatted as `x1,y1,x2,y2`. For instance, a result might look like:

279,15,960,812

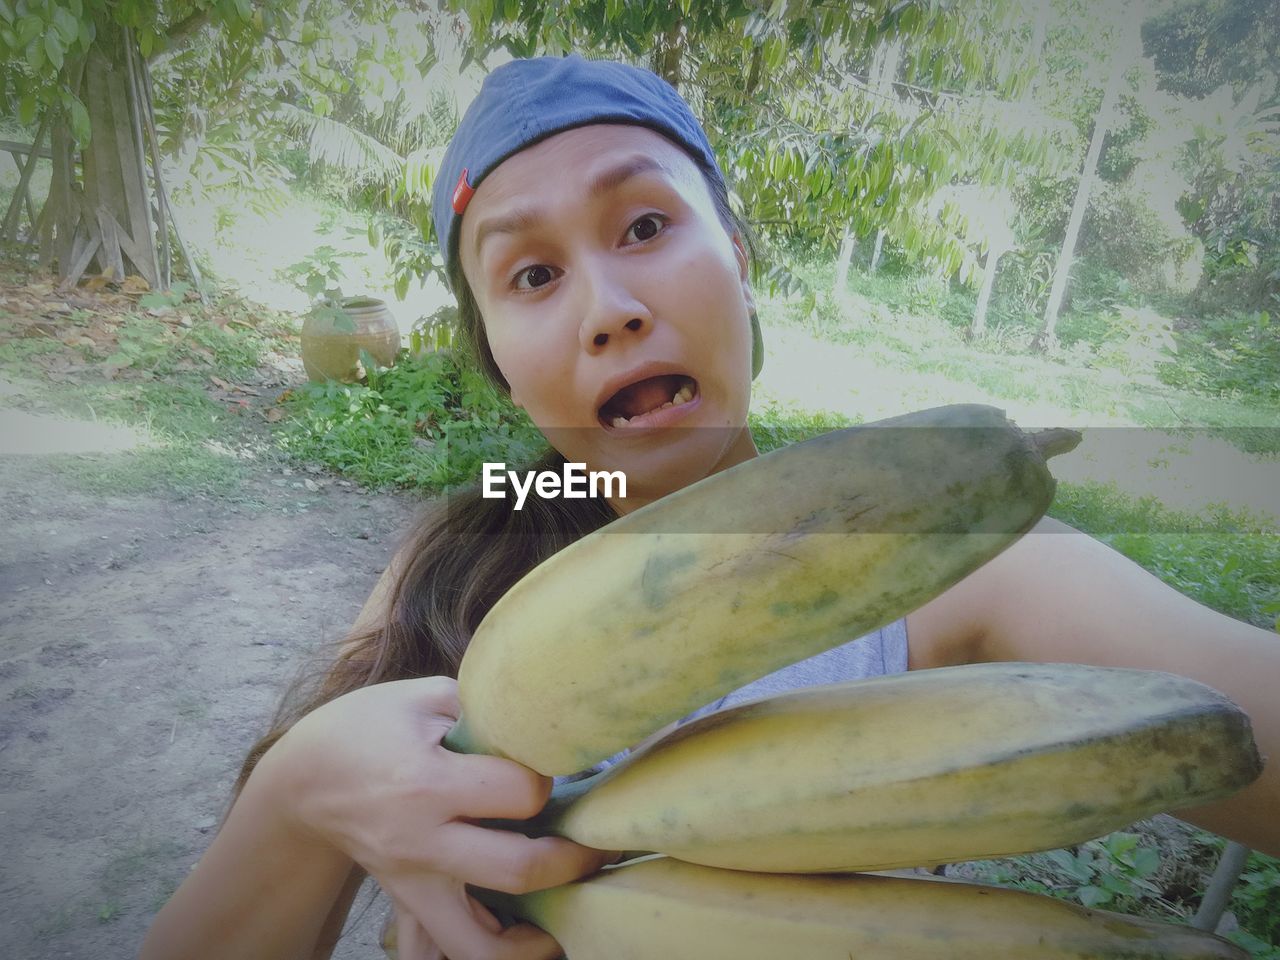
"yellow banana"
481,855,1247,960
530,663,1262,872
446,404,1080,775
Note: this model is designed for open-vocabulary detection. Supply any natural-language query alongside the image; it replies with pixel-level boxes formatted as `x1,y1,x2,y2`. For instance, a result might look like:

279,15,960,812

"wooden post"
1,117,50,242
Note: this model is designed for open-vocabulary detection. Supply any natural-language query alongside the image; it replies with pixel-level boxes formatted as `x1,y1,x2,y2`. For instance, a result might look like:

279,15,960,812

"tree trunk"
1035,2,1141,351
40,23,162,289
834,228,857,296
655,18,685,90
870,228,886,272
969,244,1005,340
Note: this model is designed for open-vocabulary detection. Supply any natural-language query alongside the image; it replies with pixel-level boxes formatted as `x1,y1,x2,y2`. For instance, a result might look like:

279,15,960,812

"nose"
577,261,652,354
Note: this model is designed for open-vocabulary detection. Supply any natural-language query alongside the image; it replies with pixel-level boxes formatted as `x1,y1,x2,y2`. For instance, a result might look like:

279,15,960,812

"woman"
141,55,1279,960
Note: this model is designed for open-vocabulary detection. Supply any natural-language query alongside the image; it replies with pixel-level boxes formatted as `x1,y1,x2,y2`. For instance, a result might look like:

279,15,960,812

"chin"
597,431,739,506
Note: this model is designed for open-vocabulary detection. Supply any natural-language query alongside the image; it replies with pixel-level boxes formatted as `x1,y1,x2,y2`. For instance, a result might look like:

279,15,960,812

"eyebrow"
471,154,675,261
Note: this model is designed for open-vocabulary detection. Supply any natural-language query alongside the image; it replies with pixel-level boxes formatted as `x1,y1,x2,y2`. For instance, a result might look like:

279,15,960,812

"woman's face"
457,124,758,513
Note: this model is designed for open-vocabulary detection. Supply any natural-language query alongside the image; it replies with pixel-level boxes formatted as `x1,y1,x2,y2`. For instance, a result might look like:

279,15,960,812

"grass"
1050,480,1280,629
276,347,545,490
0,282,298,498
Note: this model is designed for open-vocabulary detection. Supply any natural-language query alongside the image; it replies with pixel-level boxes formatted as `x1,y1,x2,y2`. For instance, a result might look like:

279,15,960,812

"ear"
731,233,756,313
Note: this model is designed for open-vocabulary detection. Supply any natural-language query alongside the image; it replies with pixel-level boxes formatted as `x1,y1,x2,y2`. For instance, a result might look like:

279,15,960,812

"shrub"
278,349,544,491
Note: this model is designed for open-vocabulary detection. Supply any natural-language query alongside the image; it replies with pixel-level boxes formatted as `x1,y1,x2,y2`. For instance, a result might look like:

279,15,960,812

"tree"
1035,0,1145,351
446,0,1052,310
0,0,431,292
0,1,281,288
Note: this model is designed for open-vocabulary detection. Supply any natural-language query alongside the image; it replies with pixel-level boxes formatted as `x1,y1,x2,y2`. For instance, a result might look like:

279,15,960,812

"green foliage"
973,834,1166,912
277,349,544,491
449,0,1044,281
1143,0,1277,99
1228,850,1280,959
0,0,98,144
1078,183,1183,293
1159,309,1280,403
748,402,861,455
367,209,445,304
0,0,289,146
1067,90,1154,183
280,245,353,304
98,311,269,379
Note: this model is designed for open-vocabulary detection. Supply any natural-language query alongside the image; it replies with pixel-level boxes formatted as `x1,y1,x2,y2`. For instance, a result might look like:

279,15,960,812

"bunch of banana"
416,405,1258,959
469,664,1258,959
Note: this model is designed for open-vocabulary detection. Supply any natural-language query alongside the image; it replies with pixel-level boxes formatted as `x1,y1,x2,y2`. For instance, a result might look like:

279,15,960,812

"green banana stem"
479,771,603,837
441,715,483,755
1030,427,1083,459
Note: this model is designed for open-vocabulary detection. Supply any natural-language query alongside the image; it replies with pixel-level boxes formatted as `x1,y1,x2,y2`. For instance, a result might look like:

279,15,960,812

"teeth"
607,381,696,428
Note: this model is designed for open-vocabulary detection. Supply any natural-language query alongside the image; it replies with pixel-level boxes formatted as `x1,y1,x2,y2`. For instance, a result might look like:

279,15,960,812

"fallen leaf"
210,376,231,390
121,275,150,295
23,321,61,338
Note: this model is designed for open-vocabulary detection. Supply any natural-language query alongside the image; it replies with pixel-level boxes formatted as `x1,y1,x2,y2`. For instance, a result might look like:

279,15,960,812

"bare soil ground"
0,445,420,959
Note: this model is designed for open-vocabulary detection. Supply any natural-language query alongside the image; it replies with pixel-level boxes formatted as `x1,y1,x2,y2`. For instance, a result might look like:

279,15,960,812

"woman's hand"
274,676,609,960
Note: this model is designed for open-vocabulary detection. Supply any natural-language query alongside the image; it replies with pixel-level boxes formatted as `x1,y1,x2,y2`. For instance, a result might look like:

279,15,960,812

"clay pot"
300,297,401,383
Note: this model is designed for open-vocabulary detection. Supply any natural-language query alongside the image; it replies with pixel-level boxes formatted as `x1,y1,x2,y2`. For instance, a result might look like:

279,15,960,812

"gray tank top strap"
682,616,910,720
555,618,911,784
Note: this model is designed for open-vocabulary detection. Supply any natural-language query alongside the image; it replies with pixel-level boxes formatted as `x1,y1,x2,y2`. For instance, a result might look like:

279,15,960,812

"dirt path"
0,447,421,958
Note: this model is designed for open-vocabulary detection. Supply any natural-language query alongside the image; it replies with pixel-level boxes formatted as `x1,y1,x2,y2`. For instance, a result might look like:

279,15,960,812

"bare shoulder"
904,514,1155,669
344,518,432,644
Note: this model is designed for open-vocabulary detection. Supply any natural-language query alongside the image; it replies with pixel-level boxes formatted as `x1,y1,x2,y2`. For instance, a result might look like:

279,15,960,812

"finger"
395,874,563,960
434,823,615,893
403,677,462,729
432,752,552,820
390,901,447,960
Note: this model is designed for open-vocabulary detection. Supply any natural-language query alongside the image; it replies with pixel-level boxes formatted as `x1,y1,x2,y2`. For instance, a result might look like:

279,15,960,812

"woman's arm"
140,746,359,960
927,516,1279,856
142,678,613,960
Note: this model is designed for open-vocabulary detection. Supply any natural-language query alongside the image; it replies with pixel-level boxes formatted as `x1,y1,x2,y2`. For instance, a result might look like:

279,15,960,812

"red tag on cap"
452,168,475,215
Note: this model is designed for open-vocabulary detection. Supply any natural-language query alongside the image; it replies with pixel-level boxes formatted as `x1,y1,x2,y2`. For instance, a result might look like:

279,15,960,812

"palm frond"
402,143,448,201
276,101,405,186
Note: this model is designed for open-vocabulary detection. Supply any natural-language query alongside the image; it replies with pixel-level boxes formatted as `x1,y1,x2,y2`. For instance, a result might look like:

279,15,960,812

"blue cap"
431,54,762,379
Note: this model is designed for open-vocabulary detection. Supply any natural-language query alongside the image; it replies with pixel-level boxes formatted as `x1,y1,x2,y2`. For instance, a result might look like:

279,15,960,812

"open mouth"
598,374,699,430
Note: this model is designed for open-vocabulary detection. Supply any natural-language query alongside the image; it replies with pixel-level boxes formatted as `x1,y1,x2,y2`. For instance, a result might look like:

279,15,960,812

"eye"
625,213,668,244
512,264,557,291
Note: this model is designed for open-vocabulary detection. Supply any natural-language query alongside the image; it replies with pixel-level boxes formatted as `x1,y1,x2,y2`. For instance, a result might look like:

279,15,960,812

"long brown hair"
232,160,758,797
